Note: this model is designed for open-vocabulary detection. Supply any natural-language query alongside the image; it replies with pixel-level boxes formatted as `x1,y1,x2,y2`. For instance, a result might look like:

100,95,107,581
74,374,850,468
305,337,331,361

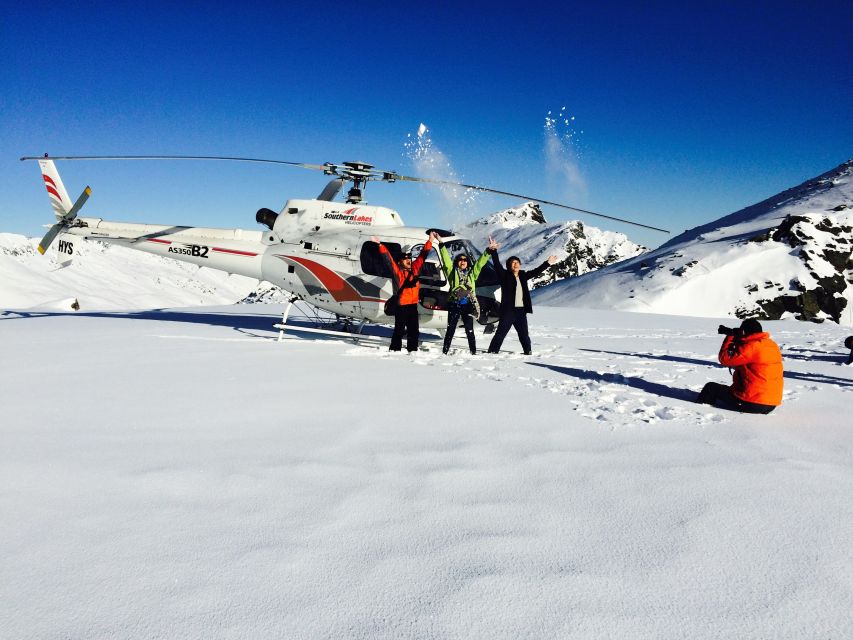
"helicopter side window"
410,243,445,286
474,256,500,286
360,241,401,278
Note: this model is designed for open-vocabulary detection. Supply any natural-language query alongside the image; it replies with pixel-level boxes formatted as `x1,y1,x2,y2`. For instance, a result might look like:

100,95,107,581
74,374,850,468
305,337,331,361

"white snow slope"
0,233,260,310
534,161,853,323
459,202,646,287
1,304,852,639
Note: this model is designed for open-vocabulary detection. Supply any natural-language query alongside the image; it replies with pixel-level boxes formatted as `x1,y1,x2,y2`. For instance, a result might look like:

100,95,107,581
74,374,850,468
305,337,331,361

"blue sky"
1,2,850,249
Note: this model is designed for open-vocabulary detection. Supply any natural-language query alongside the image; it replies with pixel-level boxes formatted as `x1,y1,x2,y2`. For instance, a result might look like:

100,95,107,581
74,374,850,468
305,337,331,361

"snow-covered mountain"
534,160,853,324
458,202,647,287
0,233,265,311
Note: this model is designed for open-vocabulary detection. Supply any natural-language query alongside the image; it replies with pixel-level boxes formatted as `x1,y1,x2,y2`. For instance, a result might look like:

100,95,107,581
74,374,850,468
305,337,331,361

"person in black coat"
486,250,558,354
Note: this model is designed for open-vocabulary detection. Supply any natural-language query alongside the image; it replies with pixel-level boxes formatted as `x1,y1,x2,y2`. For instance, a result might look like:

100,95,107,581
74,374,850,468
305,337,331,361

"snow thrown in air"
404,123,480,230
544,106,587,198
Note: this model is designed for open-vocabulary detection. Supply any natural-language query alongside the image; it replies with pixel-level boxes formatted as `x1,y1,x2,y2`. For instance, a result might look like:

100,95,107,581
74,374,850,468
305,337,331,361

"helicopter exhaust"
256,207,279,230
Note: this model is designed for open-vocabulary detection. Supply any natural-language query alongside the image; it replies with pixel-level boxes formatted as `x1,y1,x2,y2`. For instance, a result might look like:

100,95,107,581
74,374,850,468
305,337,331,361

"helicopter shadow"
578,348,853,389
527,362,698,403
0,308,340,340
0,308,444,345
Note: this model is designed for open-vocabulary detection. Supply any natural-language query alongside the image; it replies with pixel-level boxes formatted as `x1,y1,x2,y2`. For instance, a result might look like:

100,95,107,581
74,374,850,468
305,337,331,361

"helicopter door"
359,240,401,312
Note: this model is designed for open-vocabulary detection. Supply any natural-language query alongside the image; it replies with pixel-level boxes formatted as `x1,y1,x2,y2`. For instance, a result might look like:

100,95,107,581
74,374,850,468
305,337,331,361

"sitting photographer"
697,319,783,414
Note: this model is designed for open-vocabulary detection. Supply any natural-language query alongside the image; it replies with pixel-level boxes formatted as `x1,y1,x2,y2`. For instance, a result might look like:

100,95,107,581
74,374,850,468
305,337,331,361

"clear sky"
1,2,850,249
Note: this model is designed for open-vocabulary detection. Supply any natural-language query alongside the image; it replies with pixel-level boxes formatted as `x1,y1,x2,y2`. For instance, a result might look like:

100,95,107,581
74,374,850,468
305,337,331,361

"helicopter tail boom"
57,218,269,280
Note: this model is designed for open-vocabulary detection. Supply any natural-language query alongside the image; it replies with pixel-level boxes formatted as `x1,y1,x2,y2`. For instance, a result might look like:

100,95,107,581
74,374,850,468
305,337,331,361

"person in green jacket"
430,231,499,354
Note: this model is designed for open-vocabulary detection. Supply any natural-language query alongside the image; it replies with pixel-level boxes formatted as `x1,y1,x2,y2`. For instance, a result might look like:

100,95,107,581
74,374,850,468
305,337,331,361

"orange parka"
379,239,432,306
718,332,784,406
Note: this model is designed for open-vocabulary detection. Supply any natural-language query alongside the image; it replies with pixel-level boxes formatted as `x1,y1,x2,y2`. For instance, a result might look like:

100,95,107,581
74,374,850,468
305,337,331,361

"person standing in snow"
430,231,498,354
372,233,433,353
697,319,784,414
486,249,558,355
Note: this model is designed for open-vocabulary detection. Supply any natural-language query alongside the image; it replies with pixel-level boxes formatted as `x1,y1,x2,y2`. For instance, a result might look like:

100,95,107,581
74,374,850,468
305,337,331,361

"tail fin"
30,157,91,254
38,158,73,219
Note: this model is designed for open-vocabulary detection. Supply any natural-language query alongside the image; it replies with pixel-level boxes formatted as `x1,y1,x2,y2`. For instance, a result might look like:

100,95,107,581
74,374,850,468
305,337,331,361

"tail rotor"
37,185,90,254
27,156,91,254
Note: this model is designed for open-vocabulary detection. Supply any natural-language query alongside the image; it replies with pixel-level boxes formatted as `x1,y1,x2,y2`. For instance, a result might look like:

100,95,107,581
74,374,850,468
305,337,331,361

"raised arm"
411,236,433,276
718,337,760,367
489,247,504,276
372,235,401,284
431,232,452,278
472,235,499,279
524,255,558,281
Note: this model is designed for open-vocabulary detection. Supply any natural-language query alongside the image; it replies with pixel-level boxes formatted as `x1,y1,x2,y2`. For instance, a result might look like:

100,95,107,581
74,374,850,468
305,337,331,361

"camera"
718,325,743,338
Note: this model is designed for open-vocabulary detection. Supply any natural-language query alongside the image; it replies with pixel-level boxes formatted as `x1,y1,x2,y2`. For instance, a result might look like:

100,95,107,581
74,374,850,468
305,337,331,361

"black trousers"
443,303,476,354
697,382,776,414
488,308,531,354
390,303,420,352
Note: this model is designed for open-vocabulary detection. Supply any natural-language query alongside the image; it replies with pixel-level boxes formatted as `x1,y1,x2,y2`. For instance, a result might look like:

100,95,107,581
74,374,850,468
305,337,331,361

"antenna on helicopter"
21,154,670,233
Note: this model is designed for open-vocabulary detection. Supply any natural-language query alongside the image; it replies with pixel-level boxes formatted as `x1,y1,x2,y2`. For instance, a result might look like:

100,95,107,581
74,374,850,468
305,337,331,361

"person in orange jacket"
697,318,783,414
372,233,433,352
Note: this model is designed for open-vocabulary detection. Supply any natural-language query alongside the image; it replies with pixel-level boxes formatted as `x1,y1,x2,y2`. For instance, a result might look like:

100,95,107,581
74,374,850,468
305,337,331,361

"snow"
535,161,853,322
0,233,259,310
2,161,853,636
2,304,852,638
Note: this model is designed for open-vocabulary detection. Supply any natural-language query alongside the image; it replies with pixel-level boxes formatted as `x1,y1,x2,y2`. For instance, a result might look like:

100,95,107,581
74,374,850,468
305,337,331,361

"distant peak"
473,202,547,228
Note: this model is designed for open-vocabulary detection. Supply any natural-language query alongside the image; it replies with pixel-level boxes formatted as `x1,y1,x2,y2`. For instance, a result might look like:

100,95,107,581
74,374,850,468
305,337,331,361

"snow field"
1,305,852,639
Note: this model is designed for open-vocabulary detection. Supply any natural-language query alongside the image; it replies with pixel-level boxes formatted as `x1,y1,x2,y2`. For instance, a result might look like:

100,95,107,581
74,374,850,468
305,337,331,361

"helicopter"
22,154,669,338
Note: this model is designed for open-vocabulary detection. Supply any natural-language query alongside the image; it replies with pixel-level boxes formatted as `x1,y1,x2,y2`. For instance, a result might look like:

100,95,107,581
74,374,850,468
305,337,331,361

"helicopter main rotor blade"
19,155,669,233
392,173,670,234
20,155,330,172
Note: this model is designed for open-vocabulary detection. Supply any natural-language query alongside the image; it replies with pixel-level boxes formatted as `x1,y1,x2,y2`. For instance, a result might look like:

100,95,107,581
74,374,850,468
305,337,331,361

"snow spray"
403,123,480,231
544,107,587,198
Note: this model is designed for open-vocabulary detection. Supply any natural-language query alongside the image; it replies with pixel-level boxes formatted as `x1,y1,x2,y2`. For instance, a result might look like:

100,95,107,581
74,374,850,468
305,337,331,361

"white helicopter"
23,154,668,338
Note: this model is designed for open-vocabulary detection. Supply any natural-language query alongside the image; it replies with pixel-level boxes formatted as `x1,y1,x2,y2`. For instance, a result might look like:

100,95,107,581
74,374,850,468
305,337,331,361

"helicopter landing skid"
274,296,389,345
274,323,390,345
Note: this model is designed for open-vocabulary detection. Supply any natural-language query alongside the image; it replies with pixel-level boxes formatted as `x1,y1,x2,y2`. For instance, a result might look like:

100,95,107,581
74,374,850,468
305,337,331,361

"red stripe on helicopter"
282,255,383,303
45,185,61,200
146,238,172,245
42,174,58,189
211,247,258,257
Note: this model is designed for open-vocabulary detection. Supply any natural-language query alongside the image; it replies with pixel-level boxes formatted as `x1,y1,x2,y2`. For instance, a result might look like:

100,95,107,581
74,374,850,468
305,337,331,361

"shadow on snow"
577,348,853,389
527,362,698,403
0,308,395,341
